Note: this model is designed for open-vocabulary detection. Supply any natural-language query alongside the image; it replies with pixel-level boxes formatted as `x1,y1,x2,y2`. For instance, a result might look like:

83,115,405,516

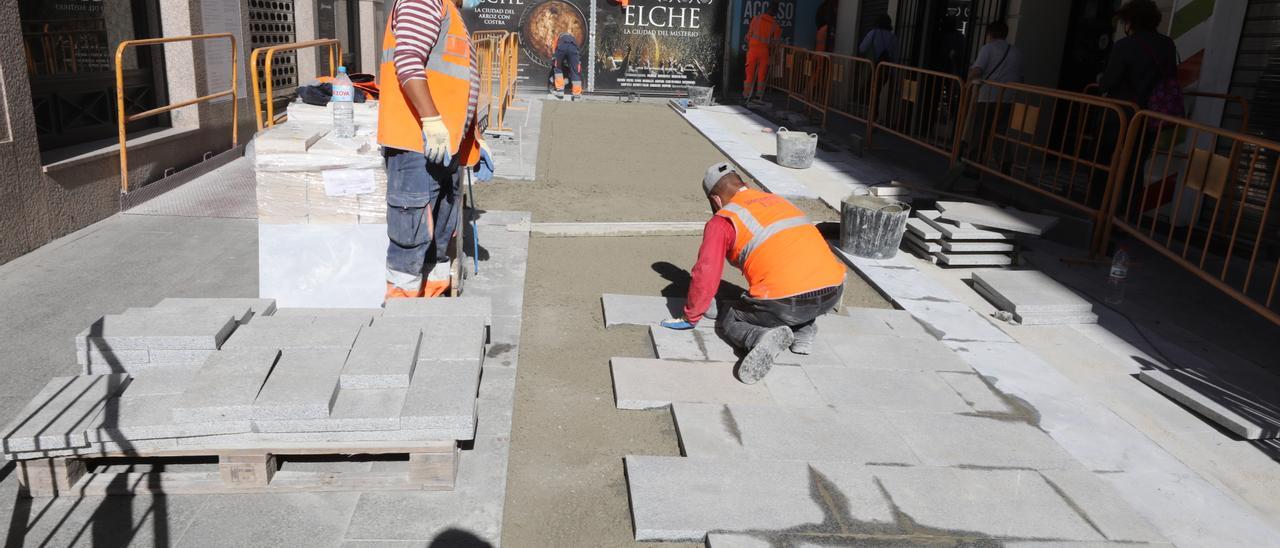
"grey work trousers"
717,284,843,351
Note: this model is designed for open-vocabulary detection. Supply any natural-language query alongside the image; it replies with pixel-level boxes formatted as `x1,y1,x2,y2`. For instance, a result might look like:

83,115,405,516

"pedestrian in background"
965,20,1022,170
858,14,896,64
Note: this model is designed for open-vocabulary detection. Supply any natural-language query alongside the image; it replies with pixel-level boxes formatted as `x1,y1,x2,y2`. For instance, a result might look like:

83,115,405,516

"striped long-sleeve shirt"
391,0,480,132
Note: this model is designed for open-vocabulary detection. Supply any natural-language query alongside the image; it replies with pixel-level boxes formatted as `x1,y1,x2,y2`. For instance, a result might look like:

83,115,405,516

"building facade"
0,0,384,266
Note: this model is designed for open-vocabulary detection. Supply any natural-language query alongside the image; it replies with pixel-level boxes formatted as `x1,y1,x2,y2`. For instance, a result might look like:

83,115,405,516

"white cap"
703,162,737,195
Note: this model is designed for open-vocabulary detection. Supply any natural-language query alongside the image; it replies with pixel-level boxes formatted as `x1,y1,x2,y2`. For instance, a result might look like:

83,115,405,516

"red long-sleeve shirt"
683,216,736,324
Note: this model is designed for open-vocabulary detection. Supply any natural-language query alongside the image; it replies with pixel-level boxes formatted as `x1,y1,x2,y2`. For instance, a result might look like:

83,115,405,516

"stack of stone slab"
904,210,1017,266
254,102,386,225
3,297,491,461
1138,365,1280,440
77,298,276,374
868,181,912,205
972,270,1097,325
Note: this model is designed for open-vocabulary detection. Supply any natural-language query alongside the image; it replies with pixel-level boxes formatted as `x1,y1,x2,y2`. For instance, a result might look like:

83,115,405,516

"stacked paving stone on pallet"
3,297,491,461
903,210,1017,267
254,102,387,225
971,270,1098,325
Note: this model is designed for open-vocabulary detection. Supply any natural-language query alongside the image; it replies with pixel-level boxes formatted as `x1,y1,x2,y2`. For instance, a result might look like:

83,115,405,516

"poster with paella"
464,0,726,94
465,0,593,90
592,0,726,93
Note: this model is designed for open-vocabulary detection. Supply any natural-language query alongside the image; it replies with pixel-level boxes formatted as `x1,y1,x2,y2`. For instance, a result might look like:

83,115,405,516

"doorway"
20,0,169,152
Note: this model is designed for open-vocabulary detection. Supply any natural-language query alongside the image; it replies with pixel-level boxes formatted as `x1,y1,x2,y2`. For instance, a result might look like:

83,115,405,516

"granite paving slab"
88,394,252,442
601,293,722,326
253,348,350,420
118,367,199,397
905,217,942,240
917,210,1011,240
254,388,407,432
871,465,1102,541
885,412,1076,469
1038,468,1168,542
1138,367,1280,439
381,296,493,325
904,232,942,252
936,371,1013,413
152,297,277,323
341,325,422,389
220,317,364,349
400,360,482,437
803,367,974,413
824,333,973,372
625,456,894,542
973,270,1093,315
1,374,130,453
610,357,820,409
648,326,826,365
672,403,919,464
935,252,1013,267
941,240,1015,252
937,201,1059,235
815,308,932,340
77,313,237,351
171,348,281,423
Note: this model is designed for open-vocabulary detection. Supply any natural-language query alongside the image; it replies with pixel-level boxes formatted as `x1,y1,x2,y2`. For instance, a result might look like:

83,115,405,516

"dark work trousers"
555,47,581,91
384,148,461,287
966,101,1011,171
717,284,843,351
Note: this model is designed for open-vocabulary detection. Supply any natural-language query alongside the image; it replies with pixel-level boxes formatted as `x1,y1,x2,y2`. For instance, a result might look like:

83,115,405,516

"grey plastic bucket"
775,127,817,169
687,86,714,106
839,192,911,259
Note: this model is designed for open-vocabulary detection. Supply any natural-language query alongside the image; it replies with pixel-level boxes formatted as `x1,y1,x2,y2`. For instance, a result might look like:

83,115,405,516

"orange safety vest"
716,189,846,299
378,0,479,167
747,13,780,51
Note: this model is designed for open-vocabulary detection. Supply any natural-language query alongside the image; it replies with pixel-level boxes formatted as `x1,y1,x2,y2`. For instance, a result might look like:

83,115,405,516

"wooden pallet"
14,440,457,497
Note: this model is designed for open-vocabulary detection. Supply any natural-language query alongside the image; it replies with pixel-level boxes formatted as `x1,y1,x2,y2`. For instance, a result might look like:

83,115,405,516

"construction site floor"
2,94,1278,546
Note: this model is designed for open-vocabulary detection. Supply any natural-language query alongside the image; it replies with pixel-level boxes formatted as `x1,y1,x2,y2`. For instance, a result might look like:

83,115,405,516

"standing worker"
552,32,583,101
660,164,846,384
743,1,782,104
379,0,496,300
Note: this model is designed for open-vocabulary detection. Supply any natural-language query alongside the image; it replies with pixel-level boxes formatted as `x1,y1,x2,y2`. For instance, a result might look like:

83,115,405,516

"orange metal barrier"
953,81,1133,252
866,63,966,157
115,34,238,195
488,32,520,134
781,48,831,119
250,39,341,130
1102,111,1280,325
822,54,875,126
474,36,499,131
1082,83,1250,132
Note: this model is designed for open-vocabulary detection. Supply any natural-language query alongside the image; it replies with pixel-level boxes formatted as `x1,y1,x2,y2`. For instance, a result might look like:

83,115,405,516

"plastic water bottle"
332,66,355,138
1105,246,1130,305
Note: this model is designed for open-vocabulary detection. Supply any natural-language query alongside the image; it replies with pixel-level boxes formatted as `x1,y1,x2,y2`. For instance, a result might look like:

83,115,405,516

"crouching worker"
661,163,846,384
553,32,583,100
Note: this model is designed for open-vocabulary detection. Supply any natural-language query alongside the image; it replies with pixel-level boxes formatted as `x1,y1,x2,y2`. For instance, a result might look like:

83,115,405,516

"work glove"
421,115,452,166
660,317,696,330
475,141,495,182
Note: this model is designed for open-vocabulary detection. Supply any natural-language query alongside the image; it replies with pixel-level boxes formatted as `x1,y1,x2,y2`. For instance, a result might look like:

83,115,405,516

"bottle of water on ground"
1105,246,1130,305
332,66,356,138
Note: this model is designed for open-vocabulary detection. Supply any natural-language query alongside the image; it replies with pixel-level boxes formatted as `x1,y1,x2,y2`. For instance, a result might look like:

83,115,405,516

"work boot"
736,326,794,385
791,322,817,355
384,282,424,301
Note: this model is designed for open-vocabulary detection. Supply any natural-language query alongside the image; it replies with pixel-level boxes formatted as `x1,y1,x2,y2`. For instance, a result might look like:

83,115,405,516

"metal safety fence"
823,53,875,127
471,31,520,135
1082,83,1251,133
1102,111,1280,324
250,39,342,130
952,81,1133,252
115,33,239,194
864,62,965,157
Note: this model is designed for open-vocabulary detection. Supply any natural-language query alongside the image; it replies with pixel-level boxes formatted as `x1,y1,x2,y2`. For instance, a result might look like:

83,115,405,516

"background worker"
660,163,846,384
743,1,782,103
553,32,583,101
379,0,496,300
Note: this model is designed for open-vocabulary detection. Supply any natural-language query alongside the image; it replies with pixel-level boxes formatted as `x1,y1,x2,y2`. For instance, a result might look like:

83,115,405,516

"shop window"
20,0,168,152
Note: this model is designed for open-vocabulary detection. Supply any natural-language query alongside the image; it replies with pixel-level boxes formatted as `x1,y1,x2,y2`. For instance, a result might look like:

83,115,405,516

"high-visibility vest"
378,0,479,166
716,189,846,299
747,14,780,51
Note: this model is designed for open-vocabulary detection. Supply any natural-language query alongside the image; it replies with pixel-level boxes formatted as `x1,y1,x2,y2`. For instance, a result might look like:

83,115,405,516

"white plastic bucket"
775,127,818,169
